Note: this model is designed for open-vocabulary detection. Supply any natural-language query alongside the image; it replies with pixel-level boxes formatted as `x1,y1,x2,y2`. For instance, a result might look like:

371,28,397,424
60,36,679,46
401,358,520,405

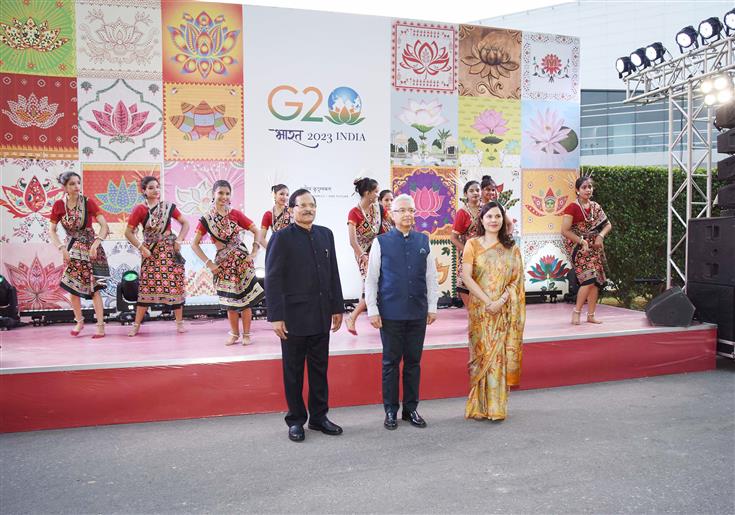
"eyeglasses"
393,208,416,214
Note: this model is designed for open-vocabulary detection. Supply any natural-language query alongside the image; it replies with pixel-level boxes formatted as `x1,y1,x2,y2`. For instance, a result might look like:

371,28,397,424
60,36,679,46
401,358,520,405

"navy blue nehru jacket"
265,223,344,336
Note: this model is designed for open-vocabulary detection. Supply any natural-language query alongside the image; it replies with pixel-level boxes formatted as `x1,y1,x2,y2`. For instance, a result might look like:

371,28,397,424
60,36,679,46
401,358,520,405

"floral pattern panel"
521,168,577,235
430,237,457,300
522,234,573,294
0,158,76,243
0,0,76,77
163,83,243,160
458,25,521,99
161,1,243,85
78,78,163,162
522,32,580,102
0,73,78,159
3,242,70,311
522,99,581,169
392,20,457,94
457,166,522,240
76,0,162,80
181,242,218,305
458,96,520,169
390,90,458,167
162,160,245,241
81,163,160,239
391,166,457,236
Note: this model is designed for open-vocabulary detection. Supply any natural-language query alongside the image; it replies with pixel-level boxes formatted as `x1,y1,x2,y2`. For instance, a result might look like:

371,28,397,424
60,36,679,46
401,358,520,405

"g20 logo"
267,85,365,125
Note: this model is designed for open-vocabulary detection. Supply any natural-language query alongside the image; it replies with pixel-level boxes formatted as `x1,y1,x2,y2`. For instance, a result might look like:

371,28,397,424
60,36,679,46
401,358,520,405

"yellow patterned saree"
463,239,526,420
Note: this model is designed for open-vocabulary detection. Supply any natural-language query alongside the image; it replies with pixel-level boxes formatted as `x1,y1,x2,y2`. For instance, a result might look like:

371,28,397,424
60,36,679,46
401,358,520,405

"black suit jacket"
265,223,344,337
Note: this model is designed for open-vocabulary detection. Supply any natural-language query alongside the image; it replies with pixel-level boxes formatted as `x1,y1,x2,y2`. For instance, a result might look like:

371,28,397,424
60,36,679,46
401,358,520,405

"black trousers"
379,318,426,414
280,333,330,427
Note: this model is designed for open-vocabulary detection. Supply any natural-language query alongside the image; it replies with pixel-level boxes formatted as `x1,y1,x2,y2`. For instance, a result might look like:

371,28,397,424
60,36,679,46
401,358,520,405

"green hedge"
581,165,722,308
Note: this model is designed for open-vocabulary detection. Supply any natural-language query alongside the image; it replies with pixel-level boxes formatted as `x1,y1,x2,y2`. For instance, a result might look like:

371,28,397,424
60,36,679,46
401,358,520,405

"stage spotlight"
725,8,735,35
705,93,718,106
699,17,724,43
117,270,139,321
718,89,733,104
701,79,714,94
645,42,666,65
714,75,730,90
616,56,635,78
630,48,650,69
676,26,699,53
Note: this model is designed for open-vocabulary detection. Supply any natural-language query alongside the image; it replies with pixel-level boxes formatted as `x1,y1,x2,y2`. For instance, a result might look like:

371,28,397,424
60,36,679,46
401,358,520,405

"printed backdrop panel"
521,99,580,169
522,233,573,294
392,20,457,94
391,166,457,237
3,242,70,311
243,6,391,299
458,95,521,169
458,25,521,99
76,0,162,80
522,32,580,102
521,168,577,235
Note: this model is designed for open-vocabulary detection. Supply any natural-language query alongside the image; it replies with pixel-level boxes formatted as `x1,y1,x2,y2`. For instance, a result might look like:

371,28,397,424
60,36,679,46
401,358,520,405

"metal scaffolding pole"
623,35,735,288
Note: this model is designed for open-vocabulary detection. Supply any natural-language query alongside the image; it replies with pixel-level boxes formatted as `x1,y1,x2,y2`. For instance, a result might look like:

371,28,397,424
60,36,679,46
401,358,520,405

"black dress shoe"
307,418,343,435
288,425,305,442
384,412,398,430
402,410,427,428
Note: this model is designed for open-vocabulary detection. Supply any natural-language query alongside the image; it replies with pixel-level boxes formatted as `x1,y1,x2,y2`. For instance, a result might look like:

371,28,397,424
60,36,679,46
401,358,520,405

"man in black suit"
265,188,344,442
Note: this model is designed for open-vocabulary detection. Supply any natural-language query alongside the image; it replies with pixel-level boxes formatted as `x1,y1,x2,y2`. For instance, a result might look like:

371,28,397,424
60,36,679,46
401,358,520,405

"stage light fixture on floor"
676,26,699,53
725,8,735,35
630,48,650,70
699,17,724,44
117,270,139,322
616,56,635,78
644,42,666,65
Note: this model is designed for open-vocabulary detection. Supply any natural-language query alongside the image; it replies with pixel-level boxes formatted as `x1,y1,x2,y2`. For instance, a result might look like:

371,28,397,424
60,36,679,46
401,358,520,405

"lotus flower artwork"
399,40,452,78
86,101,156,144
394,168,455,234
525,187,569,217
2,93,64,129
0,175,64,219
169,101,237,141
95,177,142,215
324,87,364,126
398,99,447,157
472,109,508,145
167,11,240,79
175,180,212,217
463,45,519,81
525,107,578,165
79,9,158,68
0,17,69,52
533,53,571,83
527,254,571,291
5,255,68,311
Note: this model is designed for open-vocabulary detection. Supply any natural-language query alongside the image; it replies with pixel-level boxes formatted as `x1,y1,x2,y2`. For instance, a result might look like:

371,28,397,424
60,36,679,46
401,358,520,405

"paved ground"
2,360,734,514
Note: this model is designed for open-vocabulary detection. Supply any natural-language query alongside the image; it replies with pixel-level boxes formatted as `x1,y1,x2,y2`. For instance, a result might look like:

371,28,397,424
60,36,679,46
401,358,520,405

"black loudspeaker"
687,216,735,286
686,282,735,342
716,183,735,209
645,286,695,327
717,127,735,153
717,154,735,183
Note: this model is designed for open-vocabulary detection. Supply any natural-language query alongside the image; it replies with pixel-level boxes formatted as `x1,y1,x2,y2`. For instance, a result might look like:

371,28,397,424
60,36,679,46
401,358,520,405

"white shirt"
364,232,439,318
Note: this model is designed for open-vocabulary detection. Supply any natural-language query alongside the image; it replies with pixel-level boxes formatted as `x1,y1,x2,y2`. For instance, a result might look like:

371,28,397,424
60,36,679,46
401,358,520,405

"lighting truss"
623,34,735,289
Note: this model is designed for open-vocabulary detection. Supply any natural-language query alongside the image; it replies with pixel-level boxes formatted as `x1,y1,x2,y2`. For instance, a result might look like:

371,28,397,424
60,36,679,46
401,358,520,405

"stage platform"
0,304,717,433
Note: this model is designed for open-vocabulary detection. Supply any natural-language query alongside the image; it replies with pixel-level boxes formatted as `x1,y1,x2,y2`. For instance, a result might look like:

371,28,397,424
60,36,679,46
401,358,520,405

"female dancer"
450,180,482,307
378,189,394,229
191,180,266,345
49,171,111,338
124,176,189,336
261,183,292,243
461,201,525,421
561,176,612,325
346,177,387,335
480,174,498,204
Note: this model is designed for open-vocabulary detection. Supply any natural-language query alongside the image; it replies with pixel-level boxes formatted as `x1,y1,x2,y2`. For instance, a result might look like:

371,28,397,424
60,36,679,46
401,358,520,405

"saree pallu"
465,241,525,420
60,197,110,299
564,201,609,286
137,202,186,307
272,207,293,232
353,203,382,280
455,206,480,294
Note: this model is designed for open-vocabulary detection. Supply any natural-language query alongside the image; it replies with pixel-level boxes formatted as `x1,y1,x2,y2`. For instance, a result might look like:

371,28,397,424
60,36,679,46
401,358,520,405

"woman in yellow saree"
461,201,526,420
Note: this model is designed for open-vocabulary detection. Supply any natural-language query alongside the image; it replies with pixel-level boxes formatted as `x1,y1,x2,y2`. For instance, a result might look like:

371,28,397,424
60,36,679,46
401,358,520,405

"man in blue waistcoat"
265,188,345,443
365,193,439,430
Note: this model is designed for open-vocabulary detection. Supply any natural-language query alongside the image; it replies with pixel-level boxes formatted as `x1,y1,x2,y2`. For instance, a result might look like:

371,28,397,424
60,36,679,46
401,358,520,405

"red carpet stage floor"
0,304,717,432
